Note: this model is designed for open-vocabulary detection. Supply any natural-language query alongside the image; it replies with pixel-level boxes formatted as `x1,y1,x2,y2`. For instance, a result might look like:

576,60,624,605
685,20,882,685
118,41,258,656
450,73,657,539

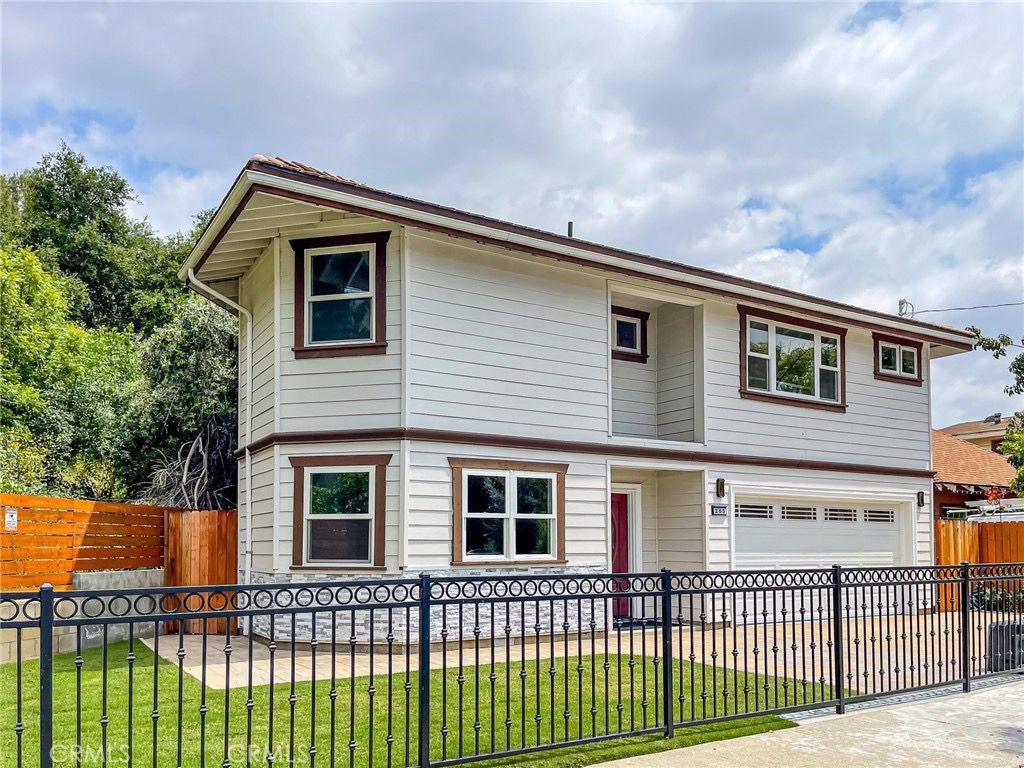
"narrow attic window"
290,231,391,359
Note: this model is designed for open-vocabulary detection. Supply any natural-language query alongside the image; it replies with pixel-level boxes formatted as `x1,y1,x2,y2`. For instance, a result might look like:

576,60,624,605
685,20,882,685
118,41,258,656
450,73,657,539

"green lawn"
0,639,820,767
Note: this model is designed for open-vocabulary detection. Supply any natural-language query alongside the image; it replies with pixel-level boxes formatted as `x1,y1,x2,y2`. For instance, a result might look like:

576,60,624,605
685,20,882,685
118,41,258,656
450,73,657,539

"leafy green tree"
1,147,237,506
969,326,1024,493
0,245,141,497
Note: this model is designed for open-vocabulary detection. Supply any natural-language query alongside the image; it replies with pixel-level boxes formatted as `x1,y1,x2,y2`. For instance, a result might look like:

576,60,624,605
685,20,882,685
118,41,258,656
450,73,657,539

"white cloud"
1,1,1021,424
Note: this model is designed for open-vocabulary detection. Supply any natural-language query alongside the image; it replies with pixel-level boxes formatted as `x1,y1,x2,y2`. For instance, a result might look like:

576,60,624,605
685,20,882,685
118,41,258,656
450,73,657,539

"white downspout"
187,268,253,595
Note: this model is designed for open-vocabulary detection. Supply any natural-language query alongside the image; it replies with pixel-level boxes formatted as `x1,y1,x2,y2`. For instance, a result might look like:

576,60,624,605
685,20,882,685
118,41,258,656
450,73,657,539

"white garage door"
734,498,903,570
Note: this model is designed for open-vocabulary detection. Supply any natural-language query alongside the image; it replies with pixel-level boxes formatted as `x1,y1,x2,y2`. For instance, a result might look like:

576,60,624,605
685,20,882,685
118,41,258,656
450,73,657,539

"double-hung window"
290,231,390,358
304,467,374,564
873,334,922,384
740,306,845,408
306,245,375,344
449,459,568,565
290,454,391,568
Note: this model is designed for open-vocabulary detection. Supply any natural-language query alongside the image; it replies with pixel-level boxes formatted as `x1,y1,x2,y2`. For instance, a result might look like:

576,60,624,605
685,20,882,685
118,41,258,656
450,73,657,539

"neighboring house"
932,429,1017,519
940,414,1009,452
178,156,975,605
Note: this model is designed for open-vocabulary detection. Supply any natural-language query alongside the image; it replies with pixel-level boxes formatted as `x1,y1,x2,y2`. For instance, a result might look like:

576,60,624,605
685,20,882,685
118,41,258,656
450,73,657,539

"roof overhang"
181,159,977,354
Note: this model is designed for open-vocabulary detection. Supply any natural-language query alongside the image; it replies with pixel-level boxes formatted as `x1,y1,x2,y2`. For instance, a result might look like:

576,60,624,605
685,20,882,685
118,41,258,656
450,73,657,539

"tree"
968,326,1024,493
0,143,187,333
0,245,141,497
1,146,237,506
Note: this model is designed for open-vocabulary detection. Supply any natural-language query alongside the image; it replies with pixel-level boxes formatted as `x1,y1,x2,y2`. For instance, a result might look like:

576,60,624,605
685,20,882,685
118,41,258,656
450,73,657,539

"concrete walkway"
596,680,1024,767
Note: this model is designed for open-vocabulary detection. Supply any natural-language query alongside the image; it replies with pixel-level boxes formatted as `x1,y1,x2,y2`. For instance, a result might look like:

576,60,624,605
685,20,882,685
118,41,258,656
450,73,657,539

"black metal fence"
1,563,1022,768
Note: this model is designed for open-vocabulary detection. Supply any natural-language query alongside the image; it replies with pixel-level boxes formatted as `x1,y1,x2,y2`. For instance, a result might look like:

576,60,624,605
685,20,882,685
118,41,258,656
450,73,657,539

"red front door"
611,493,630,618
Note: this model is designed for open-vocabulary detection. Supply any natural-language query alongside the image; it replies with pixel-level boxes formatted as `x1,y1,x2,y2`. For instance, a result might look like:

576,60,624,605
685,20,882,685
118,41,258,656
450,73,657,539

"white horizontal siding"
406,440,609,569
277,223,403,433
238,450,276,575
272,440,404,574
406,233,609,441
239,244,276,445
656,304,695,442
701,300,932,469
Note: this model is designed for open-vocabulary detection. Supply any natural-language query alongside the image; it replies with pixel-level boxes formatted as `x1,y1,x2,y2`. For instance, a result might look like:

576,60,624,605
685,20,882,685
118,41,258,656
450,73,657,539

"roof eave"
181,163,976,351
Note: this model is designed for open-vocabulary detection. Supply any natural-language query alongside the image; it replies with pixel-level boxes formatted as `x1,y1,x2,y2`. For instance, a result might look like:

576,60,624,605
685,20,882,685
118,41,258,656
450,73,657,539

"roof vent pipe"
567,221,573,238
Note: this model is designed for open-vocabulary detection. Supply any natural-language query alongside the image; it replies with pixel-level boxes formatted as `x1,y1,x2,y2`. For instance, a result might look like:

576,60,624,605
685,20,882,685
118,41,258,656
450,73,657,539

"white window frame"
612,314,643,355
304,243,376,346
878,341,918,379
462,469,558,562
303,465,375,566
745,317,842,404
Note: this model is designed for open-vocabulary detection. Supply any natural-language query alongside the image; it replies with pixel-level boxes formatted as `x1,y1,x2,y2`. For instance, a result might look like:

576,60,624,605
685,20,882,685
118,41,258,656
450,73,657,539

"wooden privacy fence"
0,494,168,589
0,495,238,610
935,518,1024,566
164,509,238,634
935,518,1024,610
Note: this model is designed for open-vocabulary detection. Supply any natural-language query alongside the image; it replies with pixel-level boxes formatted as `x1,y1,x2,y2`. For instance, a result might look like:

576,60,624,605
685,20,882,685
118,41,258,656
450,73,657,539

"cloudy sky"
2,1,1022,427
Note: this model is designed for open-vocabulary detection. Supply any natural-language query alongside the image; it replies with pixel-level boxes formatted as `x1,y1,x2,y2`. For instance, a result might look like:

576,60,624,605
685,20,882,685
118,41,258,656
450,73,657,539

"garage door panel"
734,498,902,571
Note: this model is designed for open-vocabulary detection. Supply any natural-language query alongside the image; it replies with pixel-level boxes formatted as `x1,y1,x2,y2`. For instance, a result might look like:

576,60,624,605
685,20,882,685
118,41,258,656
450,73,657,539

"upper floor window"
290,231,391,359
611,305,650,363
449,458,568,565
738,305,847,411
289,454,391,568
872,333,923,386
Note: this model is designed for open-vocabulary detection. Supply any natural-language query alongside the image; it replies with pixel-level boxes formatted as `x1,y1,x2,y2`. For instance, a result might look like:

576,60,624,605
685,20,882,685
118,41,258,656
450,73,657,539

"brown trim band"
239,427,935,479
448,457,568,566
288,453,392,568
291,231,391,359
737,304,848,411
242,160,974,349
610,305,650,364
872,332,925,386
192,178,973,352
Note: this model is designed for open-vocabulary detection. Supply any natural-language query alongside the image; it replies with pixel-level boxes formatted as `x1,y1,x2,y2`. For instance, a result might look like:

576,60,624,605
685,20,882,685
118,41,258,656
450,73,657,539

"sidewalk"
595,680,1024,768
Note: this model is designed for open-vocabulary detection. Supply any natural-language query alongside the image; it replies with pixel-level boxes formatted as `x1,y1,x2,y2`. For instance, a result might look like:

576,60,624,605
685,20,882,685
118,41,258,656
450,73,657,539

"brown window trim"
737,304,848,412
872,332,924,386
610,305,650,363
448,457,568,567
291,231,391,359
289,453,392,568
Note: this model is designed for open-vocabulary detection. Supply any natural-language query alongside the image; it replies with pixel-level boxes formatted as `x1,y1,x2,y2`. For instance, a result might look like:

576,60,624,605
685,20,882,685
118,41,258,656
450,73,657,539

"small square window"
610,306,649,362
615,318,639,351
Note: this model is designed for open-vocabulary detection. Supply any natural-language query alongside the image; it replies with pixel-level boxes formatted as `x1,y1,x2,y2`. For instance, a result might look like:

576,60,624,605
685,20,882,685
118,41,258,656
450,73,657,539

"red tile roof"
932,430,1016,487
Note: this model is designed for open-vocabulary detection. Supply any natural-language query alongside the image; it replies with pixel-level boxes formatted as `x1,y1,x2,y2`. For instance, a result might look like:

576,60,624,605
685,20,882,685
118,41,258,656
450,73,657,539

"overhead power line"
898,299,1024,317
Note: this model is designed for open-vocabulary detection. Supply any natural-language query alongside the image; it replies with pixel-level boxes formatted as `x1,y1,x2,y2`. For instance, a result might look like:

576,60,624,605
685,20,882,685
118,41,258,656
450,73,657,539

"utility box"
986,620,1024,673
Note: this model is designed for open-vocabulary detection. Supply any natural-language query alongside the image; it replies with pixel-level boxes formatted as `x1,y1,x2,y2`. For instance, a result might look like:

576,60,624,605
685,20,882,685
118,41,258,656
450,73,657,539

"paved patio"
595,678,1024,767
142,610,998,693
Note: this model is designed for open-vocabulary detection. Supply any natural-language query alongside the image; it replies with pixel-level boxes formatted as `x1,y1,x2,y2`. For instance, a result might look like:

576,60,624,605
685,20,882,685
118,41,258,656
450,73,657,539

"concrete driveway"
597,680,1024,768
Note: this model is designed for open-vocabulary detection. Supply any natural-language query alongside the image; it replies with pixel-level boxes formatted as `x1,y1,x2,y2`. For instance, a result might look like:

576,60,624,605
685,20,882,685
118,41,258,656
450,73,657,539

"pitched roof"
932,430,1016,487
939,418,1008,437
182,155,976,350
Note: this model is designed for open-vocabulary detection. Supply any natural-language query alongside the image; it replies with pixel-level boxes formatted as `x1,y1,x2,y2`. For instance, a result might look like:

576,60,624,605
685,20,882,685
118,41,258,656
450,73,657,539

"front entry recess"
610,492,630,618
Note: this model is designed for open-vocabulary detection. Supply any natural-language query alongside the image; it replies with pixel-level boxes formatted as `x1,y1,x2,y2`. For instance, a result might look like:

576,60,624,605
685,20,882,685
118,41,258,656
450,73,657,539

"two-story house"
179,156,974,617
